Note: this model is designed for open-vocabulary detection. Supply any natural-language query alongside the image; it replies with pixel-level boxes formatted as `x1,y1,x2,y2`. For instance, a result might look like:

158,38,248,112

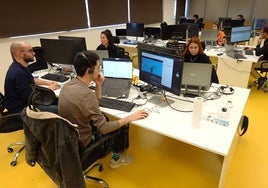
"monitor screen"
182,23,199,38
253,18,267,30
161,24,187,40
40,38,78,65
138,48,184,96
230,26,252,43
144,27,161,38
126,23,144,37
115,29,127,36
180,18,195,24
58,36,87,52
231,19,244,27
219,17,232,29
27,46,48,72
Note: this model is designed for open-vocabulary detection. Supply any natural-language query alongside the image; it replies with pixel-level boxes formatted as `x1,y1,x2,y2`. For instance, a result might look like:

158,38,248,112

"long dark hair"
101,29,114,46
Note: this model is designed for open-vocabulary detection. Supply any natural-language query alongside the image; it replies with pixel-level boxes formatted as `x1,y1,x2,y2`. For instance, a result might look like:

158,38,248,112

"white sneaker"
110,154,134,169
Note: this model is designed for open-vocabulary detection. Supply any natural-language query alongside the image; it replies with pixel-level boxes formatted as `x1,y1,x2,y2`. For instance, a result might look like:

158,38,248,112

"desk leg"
218,121,241,188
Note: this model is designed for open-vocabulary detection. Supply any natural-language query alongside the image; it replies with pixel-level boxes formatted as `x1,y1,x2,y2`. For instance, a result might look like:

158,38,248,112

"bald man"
4,41,60,114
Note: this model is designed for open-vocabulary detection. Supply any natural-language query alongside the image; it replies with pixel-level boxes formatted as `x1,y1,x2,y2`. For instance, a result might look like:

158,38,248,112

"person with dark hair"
96,29,118,58
212,22,226,46
58,51,148,168
182,37,219,83
250,26,268,88
193,14,199,23
237,14,245,24
193,14,203,30
4,41,60,114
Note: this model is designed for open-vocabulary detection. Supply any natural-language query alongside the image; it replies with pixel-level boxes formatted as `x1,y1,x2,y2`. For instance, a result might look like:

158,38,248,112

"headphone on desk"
219,85,235,95
75,52,95,74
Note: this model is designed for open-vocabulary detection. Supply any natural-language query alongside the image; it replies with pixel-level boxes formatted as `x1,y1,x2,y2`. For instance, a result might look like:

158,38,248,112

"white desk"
100,84,250,188
205,47,260,88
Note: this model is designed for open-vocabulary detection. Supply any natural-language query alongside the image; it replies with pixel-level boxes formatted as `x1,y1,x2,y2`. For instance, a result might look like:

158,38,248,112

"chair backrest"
0,92,5,115
117,47,130,58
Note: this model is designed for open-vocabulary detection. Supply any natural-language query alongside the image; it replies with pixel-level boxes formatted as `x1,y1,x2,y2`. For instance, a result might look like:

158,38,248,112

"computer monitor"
161,24,187,40
58,36,87,52
253,18,267,30
137,43,177,56
40,38,78,65
28,46,48,73
144,27,161,39
230,26,252,44
138,48,184,96
231,19,244,27
115,29,127,36
219,17,232,29
182,23,199,38
201,29,218,41
126,23,144,37
180,18,195,24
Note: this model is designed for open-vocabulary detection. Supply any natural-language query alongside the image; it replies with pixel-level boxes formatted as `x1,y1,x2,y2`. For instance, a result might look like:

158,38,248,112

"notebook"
225,44,246,59
88,50,109,67
181,62,212,91
102,58,133,98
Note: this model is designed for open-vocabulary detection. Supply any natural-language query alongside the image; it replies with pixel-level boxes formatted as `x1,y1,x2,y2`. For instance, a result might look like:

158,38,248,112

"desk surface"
100,84,249,156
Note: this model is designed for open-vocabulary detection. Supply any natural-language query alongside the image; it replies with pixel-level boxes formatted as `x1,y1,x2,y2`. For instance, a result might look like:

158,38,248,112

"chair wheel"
10,161,17,166
98,165,104,172
7,147,13,153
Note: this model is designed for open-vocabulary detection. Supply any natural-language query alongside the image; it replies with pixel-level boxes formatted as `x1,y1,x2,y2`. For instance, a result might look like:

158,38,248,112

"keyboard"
245,49,254,55
234,53,246,59
99,97,135,112
123,40,138,45
41,73,69,83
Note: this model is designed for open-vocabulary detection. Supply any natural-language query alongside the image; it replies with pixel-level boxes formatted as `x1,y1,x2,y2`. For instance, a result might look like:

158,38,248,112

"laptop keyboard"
41,73,69,83
234,53,246,59
99,97,135,112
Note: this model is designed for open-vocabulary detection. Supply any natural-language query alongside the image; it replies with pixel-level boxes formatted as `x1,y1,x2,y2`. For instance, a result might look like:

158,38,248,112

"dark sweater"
96,44,118,58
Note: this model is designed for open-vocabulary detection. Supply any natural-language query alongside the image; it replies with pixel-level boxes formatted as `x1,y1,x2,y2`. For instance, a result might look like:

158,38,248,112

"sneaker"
257,77,267,89
110,154,134,169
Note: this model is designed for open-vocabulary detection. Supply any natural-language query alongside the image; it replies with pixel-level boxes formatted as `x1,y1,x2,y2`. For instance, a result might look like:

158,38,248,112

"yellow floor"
1,83,267,188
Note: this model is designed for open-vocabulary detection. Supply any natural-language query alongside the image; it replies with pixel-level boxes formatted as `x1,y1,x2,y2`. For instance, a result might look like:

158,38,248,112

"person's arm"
34,78,60,90
94,74,105,100
255,38,268,56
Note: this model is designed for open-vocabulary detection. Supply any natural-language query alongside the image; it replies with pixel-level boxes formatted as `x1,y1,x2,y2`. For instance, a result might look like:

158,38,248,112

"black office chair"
249,58,268,92
22,85,112,188
0,92,25,166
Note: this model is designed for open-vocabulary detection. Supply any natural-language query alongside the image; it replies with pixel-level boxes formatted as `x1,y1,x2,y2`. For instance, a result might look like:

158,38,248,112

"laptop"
102,58,133,98
88,50,109,67
181,62,212,91
225,44,246,59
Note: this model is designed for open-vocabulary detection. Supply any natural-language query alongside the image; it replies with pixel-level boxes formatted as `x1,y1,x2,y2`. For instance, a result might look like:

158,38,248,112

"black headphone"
77,52,94,74
219,86,235,95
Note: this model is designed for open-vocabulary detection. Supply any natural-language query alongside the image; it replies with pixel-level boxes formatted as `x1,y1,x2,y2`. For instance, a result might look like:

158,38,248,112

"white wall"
0,0,175,93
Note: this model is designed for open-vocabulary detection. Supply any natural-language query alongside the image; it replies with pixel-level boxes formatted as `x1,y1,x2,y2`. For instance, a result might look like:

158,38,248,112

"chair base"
7,142,25,166
248,79,268,92
84,163,109,188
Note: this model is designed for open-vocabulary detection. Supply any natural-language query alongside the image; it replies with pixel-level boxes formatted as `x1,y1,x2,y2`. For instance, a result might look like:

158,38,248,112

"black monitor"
58,36,87,52
144,27,161,39
161,24,187,40
28,46,48,72
219,17,232,29
230,26,252,44
138,48,184,96
231,19,244,27
40,38,78,65
182,23,199,38
126,23,144,37
115,29,127,36
253,18,267,30
137,43,177,56
180,18,195,24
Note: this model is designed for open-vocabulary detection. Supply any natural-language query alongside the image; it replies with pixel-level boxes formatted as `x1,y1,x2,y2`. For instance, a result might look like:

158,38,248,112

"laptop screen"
102,58,133,79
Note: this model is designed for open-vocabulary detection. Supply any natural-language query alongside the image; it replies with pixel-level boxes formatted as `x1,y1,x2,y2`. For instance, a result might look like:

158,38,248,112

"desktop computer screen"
230,26,252,44
231,19,244,27
253,18,267,30
138,48,184,96
40,38,78,65
126,23,144,37
144,27,161,39
115,29,127,37
182,23,199,38
58,36,87,52
161,24,187,40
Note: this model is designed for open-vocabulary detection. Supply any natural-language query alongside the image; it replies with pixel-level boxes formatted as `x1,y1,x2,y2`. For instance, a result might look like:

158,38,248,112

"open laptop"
181,62,212,91
102,58,133,98
88,50,109,67
225,44,246,59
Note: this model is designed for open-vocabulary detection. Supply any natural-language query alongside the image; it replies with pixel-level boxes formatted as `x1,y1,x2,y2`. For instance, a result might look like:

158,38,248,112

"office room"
0,0,268,187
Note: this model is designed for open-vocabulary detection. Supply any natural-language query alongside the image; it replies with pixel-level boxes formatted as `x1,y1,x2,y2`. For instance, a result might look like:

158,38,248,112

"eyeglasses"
20,48,34,53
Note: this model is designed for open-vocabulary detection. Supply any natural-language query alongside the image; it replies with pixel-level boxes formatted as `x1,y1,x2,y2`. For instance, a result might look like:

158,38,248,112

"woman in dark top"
96,29,118,58
182,37,219,83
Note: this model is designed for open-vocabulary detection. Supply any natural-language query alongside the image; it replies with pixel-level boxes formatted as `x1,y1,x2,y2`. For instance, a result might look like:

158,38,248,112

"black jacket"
22,107,86,188
183,54,219,84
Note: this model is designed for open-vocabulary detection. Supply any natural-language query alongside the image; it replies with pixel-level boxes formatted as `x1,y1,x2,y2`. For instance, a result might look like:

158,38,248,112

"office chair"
250,59,268,92
22,85,112,188
0,92,25,166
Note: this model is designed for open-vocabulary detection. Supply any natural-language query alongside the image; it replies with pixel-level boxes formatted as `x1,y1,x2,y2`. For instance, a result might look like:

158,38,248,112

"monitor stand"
148,94,175,107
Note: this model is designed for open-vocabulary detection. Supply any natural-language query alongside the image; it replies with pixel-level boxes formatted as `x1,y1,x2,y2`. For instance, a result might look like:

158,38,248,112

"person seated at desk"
247,26,268,88
182,37,219,83
96,29,119,58
212,22,226,46
4,41,60,115
58,51,148,168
